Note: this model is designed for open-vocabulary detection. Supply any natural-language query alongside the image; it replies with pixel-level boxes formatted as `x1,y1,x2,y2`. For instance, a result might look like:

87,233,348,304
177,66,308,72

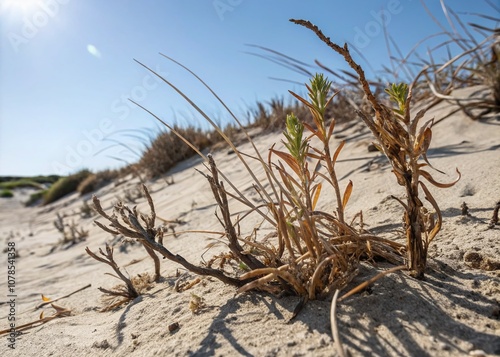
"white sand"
1,96,499,356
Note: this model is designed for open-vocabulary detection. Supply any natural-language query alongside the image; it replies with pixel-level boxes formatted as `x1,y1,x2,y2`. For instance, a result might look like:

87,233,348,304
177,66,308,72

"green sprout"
385,82,409,115
283,113,308,166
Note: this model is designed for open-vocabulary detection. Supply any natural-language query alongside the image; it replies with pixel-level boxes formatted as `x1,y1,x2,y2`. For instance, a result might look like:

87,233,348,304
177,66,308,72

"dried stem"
85,244,139,299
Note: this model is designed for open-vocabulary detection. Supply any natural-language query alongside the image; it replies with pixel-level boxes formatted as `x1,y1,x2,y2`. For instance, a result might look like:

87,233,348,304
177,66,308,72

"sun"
1,0,45,13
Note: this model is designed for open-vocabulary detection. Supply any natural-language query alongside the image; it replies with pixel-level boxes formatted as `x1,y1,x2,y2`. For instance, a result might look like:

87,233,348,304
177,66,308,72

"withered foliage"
90,72,405,302
290,19,460,278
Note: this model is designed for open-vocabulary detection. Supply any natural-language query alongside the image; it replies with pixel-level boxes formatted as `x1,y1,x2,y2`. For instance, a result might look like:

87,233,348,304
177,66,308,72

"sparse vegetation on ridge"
43,170,92,205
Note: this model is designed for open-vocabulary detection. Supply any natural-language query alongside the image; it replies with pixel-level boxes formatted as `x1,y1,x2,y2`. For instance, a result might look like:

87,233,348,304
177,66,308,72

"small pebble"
168,322,180,333
469,350,486,357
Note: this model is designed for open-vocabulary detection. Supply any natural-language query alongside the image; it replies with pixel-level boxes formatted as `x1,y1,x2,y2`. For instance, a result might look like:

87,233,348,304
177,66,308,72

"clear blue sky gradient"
0,0,496,176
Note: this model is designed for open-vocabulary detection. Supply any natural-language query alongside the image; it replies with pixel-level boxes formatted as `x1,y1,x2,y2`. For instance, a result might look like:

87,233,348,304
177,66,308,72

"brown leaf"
332,140,345,164
419,181,442,244
327,118,336,140
342,180,353,209
312,183,322,210
409,109,427,135
271,149,301,177
289,90,315,111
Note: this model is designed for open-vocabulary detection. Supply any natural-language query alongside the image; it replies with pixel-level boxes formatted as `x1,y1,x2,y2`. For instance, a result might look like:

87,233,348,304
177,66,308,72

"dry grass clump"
291,19,460,278
386,2,499,120
90,30,461,315
247,97,312,131
52,212,88,250
138,126,215,178
43,169,92,205
77,169,120,195
92,68,405,303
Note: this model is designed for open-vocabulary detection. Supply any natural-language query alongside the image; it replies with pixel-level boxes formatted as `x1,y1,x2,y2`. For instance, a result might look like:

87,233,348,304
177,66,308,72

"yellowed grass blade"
342,180,353,209
312,183,322,210
332,140,346,164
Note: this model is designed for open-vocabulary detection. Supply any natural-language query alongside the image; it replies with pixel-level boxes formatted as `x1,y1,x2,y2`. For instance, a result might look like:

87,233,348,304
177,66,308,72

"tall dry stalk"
291,19,460,278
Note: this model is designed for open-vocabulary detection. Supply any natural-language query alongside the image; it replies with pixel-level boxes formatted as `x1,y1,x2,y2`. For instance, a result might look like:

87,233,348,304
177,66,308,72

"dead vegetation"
51,212,88,251
86,32,465,324
91,70,406,308
290,19,461,278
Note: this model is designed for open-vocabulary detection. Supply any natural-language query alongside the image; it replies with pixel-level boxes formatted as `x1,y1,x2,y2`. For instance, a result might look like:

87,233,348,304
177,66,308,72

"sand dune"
1,96,499,356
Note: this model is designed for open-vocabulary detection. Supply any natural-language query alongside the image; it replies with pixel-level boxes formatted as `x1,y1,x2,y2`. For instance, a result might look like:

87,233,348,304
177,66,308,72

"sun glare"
1,0,45,13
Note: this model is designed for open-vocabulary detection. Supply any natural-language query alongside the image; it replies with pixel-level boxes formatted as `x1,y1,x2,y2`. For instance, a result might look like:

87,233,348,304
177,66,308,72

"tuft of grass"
25,190,47,207
0,189,14,198
138,126,215,179
0,175,60,187
0,179,43,190
77,169,120,195
43,170,92,205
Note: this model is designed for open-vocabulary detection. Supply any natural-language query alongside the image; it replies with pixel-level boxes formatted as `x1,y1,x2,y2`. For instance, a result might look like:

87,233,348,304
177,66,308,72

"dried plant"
488,201,500,229
0,301,71,336
52,212,88,250
291,19,460,278
80,200,94,218
92,192,162,282
123,58,405,301
138,126,215,179
85,244,155,311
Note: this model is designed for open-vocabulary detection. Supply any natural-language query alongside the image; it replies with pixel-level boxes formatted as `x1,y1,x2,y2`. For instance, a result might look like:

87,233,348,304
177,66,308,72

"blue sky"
0,0,496,176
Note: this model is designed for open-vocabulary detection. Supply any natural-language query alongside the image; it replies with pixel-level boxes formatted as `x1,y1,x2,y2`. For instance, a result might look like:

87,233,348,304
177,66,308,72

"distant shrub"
77,169,119,195
43,170,92,205
25,190,46,207
138,126,215,178
0,179,43,190
30,175,61,185
0,189,13,198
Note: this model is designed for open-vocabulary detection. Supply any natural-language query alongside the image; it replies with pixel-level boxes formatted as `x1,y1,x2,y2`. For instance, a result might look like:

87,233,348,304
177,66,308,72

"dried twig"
0,304,71,336
85,244,139,300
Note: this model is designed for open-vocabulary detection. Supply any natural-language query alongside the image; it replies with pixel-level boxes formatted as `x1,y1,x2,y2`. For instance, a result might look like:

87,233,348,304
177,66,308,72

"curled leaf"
415,127,432,155
41,294,51,302
419,168,461,188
